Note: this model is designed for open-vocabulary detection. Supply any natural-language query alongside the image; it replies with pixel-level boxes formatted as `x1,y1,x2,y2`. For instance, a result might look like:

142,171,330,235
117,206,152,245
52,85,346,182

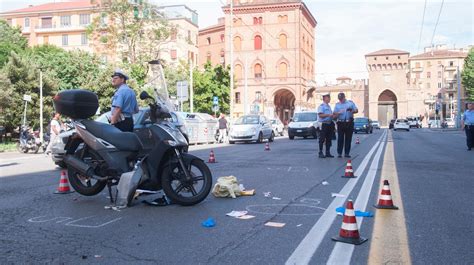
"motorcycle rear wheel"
67,148,107,196
162,158,212,206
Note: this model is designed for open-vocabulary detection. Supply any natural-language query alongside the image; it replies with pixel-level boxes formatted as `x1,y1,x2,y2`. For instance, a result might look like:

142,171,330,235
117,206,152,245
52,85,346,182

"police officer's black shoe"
337,154,342,158
319,152,326,158
468,148,472,151
326,153,334,158
344,154,351,158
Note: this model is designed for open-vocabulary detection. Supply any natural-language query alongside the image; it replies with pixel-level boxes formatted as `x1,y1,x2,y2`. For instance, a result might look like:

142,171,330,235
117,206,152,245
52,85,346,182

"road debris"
322,181,329,185
201,218,216,228
331,193,346,198
272,197,282,200
265,222,286,228
238,215,255,220
263,192,272,197
241,189,256,196
226,211,248,218
297,224,303,227
212,176,242,198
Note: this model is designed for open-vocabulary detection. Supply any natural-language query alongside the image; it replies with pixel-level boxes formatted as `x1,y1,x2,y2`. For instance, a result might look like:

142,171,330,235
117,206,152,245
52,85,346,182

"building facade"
314,77,369,118
0,0,99,53
199,0,317,121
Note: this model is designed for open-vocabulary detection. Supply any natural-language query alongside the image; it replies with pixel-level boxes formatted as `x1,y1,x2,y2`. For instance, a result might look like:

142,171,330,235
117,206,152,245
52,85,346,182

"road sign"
177,81,188,101
212,105,219,112
213,96,218,106
23,95,32,102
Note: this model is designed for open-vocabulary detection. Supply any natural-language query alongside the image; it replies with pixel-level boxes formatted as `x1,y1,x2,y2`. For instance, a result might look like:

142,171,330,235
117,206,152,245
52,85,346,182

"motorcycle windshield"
144,62,175,113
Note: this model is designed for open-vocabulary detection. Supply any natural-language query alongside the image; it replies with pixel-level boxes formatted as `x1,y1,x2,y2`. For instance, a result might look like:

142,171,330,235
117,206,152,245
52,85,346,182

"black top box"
53,89,99,119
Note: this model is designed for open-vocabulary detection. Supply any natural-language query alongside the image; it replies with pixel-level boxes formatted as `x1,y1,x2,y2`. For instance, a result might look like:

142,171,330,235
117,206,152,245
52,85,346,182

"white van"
287,111,319,139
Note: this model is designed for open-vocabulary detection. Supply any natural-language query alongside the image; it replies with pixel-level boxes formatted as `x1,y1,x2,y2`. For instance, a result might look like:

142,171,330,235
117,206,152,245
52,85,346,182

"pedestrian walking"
317,93,338,158
218,114,228,143
333,92,358,158
110,69,138,132
45,112,62,155
461,102,474,151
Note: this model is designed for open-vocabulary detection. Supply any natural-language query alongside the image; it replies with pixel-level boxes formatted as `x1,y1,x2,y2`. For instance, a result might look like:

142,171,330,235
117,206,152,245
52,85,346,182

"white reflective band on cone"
383,186,390,190
378,195,392,200
345,209,355,216
341,222,359,231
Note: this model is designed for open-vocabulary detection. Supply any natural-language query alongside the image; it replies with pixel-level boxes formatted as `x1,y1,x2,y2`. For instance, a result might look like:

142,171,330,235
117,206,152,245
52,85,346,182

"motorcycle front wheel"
67,148,107,196
162,158,212,206
16,143,28,153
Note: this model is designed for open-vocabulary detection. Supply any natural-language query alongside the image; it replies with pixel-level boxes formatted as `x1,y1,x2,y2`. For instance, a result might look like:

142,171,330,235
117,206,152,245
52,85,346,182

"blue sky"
1,0,472,84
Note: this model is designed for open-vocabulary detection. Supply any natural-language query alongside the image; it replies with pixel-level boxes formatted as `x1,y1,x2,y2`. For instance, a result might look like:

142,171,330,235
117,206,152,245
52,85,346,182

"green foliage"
192,62,230,114
0,20,28,67
87,0,171,64
0,52,55,131
462,47,474,102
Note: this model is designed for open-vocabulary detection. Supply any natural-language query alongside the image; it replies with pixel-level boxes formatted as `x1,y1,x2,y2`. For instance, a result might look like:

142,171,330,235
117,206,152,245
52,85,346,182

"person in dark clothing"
218,114,228,143
461,102,474,151
317,93,338,158
333,92,358,158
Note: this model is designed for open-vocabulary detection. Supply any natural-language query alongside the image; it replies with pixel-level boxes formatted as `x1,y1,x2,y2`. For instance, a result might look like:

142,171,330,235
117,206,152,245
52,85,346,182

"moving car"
445,118,455,128
271,118,285,136
407,116,421,128
393,119,410,131
51,108,189,168
228,115,274,144
288,111,318,139
354,117,373,134
371,120,381,129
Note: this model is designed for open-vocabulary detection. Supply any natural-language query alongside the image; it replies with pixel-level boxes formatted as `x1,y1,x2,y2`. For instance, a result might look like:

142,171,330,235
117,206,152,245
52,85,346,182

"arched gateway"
273,89,295,123
378,89,398,127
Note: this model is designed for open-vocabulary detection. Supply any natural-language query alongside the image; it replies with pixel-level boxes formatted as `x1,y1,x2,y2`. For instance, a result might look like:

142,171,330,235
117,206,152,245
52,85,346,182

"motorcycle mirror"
140,91,152,100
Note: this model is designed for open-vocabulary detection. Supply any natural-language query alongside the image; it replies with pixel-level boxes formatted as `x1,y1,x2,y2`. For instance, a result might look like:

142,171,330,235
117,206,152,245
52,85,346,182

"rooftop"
365,49,410,56
409,50,468,60
1,0,96,14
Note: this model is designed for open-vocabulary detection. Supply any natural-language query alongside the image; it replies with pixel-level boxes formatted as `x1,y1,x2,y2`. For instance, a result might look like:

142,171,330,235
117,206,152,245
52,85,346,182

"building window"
60,15,71,27
384,73,391,83
233,36,241,51
187,30,192,43
41,17,52,28
220,49,225,65
438,82,441,88
254,35,262,50
255,91,262,102
427,61,432,67
279,62,288,78
437,71,442,78
206,37,211,45
170,28,177,40
171,50,177,60
220,34,224,42
235,92,241,104
235,64,243,79
206,52,211,62
386,56,389,60
24,18,30,28
62,34,68,46
415,62,420,68
254,63,262,78
398,56,401,59
279,34,287,49
253,17,262,25
81,33,88,45
449,61,454,66
278,15,288,23
427,72,431,78
374,57,377,60
100,13,108,26
79,14,90,25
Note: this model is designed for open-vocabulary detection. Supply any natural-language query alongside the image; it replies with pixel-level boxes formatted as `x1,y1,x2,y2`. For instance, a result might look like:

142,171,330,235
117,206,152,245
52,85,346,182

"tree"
192,62,231,114
0,20,28,67
87,0,172,64
462,47,474,102
0,52,55,131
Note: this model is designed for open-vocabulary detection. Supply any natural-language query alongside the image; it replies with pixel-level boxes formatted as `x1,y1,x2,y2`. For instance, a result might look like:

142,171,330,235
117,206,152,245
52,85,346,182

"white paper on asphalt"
285,130,387,265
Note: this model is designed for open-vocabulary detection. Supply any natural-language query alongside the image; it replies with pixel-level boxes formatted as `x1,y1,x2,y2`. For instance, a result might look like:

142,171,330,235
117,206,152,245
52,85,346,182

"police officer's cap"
338,92,346,99
111,69,129,81
322,93,330,98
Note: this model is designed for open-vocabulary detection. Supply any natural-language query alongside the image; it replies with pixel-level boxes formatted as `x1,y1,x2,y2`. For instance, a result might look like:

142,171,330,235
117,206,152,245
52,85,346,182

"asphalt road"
0,129,472,264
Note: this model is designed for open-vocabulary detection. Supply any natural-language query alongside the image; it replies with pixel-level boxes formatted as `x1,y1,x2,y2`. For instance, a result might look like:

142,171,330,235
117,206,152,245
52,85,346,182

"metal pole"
244,55,248,115
179,84,183,112
456,65,461,128
40,70,44,143
229,0,234,118
23,101,27,127
189,59,194,113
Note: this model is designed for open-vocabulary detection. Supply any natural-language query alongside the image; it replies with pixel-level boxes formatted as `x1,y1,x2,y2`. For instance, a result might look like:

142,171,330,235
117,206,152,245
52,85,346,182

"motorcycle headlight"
163,140,178,146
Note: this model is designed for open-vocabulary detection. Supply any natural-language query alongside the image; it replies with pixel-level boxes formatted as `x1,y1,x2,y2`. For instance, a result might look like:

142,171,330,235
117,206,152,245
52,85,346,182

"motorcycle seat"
82,120,143,151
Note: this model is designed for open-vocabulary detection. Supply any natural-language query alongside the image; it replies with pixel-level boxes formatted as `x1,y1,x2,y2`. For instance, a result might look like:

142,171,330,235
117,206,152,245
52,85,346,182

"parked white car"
394,119,410,131
371,120,381,129
228,115,274,144
407,116,421,128
271,118,285,136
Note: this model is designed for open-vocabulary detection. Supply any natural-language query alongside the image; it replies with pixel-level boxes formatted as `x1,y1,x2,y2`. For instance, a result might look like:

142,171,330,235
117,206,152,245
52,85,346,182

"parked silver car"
271,118,285,136
228,115,274,144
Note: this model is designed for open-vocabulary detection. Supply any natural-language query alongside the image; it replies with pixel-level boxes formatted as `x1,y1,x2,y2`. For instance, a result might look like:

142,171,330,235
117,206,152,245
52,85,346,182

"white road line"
326,132,387,265
285,130,387,265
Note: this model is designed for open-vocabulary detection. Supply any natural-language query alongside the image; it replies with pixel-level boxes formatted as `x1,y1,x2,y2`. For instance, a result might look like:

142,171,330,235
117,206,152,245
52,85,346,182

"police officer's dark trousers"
465,125,474,149
336,121,354,155
114,117,134,132
319,122,333,154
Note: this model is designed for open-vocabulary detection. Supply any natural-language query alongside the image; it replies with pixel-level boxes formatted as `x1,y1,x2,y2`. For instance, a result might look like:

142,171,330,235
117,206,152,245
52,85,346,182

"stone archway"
378,89,398,127
274,89,295,124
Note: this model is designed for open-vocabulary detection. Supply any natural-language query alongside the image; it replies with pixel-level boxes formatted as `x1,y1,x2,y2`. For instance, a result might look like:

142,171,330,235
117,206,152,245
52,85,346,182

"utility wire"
430,0,445,46
417,0,428,52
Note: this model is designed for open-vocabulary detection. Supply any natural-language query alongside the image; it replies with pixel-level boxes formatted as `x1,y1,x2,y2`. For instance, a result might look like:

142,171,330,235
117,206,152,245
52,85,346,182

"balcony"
444,66,457,71
35,24,88,33
411,67,423,72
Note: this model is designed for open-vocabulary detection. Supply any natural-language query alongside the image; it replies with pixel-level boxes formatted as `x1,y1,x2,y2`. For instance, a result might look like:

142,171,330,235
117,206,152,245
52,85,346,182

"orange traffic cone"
332,200,368,245
342,160,357,178
355,137,360,144
208,150,216,163
54,170,74,194
264,142,270,151
374,180,399,209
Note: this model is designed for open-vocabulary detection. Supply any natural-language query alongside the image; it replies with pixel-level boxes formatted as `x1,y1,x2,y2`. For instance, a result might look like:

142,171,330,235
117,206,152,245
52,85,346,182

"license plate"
297,130,302,133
